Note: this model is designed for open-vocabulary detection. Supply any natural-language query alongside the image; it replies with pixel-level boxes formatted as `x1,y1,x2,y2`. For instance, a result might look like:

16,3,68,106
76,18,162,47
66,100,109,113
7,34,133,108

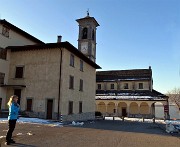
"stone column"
115,103,118,116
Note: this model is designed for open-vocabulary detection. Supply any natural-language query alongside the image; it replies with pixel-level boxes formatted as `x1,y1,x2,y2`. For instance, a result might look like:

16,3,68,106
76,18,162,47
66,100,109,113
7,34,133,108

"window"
26,99,33,111
69,76,74,89
15,66,24,78
82,28,88,39
0,72,5,84
80,60,83,71
2,26,10,38
79,79,83,91
0,48,7,60
139,83,143,89
111,84,114,89
70,54,74,67
124,83,129,89
97,84,101,90
68,101,73,114
79,101,82,113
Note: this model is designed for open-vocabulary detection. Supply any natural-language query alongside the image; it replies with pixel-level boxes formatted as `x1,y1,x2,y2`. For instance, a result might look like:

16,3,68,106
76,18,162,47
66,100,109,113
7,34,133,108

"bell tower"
76,12,99,62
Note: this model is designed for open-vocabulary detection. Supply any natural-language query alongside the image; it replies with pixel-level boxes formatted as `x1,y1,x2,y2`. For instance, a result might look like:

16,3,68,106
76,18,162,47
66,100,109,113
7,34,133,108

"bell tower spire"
76,14,99,62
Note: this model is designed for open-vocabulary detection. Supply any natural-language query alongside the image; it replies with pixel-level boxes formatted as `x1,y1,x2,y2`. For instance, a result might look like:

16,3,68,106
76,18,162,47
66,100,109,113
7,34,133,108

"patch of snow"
71,121,84,126
165,120,180,133
105,117,166,124
27,132,33,136
165,120,180,124
17,133,23,136
0,117,63,127
0,118,8,123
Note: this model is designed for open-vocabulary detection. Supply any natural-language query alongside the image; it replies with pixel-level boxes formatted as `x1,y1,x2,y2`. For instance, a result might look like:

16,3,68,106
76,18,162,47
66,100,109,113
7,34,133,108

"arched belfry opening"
92,29,95,40
82,27,88,39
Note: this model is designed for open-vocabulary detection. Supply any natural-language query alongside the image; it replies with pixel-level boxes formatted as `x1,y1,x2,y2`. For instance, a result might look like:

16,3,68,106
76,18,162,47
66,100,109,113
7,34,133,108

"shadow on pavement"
4,143,37,147
72,119,180,137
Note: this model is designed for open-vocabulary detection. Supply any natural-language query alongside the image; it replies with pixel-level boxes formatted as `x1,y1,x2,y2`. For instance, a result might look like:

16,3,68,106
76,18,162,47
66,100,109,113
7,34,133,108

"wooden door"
46,100,53,119
14,89,21,105
26,99,32,111
122,108,127,117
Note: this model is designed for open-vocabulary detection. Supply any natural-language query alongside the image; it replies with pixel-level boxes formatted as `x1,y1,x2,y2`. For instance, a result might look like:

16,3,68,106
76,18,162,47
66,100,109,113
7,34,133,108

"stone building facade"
96,67,169,119
5,42,100,121
0,14,101,121
0,19,43,110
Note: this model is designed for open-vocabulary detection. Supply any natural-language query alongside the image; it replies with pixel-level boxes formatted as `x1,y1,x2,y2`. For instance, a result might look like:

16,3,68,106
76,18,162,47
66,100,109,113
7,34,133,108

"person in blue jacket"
5,95,20,145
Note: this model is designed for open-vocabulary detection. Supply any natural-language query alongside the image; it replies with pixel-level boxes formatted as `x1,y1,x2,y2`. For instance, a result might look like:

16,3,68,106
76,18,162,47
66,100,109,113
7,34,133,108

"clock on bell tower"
76,12,99,62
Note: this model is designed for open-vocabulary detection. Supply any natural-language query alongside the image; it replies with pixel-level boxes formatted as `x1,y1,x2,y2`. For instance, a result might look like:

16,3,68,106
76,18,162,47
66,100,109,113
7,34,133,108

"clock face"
81,43,88,54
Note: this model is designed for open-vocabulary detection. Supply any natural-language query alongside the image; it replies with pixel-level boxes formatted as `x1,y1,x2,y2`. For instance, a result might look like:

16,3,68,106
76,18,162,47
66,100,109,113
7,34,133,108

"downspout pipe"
57,48,62,121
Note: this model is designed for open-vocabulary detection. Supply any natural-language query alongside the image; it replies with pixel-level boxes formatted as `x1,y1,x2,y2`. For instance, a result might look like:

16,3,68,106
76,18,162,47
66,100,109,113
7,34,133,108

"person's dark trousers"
6,119,17,142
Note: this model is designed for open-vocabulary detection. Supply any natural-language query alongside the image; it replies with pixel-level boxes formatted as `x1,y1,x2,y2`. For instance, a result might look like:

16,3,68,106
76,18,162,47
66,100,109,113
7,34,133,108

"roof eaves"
6,42,101,69
0,19,44,44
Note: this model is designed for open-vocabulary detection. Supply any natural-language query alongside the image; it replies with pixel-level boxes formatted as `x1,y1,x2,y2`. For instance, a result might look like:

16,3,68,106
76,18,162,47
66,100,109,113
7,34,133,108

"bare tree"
167,88,180,110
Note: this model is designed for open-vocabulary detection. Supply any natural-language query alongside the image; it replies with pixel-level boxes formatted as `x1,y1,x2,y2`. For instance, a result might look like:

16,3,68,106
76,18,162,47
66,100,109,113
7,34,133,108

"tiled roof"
0,19,44,44
6,41,101,69
96,68,152,81
96,89,167,97
96,89,168,100
76,16,100,26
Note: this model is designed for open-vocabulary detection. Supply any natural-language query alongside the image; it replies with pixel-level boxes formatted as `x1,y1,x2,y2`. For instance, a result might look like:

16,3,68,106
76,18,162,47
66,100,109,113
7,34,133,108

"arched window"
92,30,95,40
82,28,88,39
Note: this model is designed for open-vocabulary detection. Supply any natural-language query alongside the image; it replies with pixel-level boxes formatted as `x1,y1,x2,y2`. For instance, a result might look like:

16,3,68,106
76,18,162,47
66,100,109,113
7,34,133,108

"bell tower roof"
76,14,100,27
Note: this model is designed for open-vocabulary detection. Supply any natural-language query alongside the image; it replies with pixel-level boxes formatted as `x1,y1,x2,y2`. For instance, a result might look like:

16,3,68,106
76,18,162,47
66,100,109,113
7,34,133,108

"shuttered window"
69,76,74,89
70,54,74,67
2,26,10,38
79,79,83,91
0,72,5,84
15,66,24,78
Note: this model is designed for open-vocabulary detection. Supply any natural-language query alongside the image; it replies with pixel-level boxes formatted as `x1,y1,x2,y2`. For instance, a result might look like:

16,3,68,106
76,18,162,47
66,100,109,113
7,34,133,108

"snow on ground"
0,117,179,126
0,117,180,138
105,117,166,124
0,117,63,127
105,117,180,124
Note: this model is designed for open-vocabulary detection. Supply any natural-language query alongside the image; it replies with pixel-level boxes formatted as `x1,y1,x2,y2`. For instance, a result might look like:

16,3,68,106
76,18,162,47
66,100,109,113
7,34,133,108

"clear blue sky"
0,0,180,94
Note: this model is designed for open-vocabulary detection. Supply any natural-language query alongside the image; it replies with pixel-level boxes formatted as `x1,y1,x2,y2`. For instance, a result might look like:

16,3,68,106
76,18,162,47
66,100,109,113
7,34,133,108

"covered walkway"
96,99,168,119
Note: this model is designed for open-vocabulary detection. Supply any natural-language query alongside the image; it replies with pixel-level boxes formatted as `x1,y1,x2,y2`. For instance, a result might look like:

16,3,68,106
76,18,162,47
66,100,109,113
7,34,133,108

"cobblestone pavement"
0,120,180,147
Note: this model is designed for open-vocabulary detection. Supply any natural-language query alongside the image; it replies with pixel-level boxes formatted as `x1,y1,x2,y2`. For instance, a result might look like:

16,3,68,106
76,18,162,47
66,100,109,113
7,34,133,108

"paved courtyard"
0,119,180,147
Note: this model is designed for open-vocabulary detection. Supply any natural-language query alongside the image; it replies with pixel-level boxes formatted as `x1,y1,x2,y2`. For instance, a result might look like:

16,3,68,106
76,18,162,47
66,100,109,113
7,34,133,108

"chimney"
149,66,151,70
57,35,62,43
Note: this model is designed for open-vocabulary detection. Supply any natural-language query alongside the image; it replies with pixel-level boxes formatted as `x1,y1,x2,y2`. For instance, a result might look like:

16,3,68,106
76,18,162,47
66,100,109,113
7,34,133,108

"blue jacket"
8,102,20,120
